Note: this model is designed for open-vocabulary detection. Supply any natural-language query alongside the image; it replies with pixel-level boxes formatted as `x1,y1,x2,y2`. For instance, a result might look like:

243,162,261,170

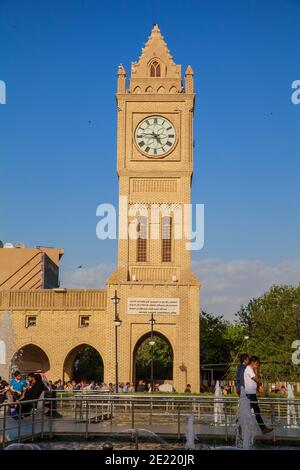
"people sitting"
17,373,46,416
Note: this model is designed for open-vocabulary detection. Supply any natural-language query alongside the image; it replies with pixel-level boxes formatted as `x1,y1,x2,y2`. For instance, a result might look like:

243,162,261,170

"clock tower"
107,25,200,392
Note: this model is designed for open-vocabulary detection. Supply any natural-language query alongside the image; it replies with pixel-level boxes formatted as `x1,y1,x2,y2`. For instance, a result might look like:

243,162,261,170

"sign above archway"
127,298,180,315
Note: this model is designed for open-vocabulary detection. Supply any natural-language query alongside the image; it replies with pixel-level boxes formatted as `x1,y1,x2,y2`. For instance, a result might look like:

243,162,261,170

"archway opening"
11,344,50,374
63,344,104,382
133,332,173,386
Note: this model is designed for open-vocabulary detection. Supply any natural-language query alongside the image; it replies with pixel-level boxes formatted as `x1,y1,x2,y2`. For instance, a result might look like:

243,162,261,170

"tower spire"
185,65,194,93
117,64,126,93
130,24,181,81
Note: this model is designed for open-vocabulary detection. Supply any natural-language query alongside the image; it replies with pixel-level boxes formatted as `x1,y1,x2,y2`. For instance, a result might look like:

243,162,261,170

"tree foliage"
235,284,300,381
135,336,172,381
75,347,104,381
200,311,245,366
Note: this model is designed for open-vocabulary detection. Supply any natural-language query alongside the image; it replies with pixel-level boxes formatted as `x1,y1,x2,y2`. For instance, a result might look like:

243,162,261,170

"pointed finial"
185,65,194,76
185,65,194,93
118,64,126,75
117,64,126,93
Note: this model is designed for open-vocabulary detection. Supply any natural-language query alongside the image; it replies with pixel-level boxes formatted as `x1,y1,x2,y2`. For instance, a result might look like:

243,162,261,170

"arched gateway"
63,344,104,382
0,25,200,392
133,332,174,386
12,344,50,374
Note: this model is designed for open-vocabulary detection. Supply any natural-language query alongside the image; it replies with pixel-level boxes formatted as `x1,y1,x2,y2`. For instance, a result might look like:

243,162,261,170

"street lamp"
148,312,156,392
296,318,300,339
111,290,122,393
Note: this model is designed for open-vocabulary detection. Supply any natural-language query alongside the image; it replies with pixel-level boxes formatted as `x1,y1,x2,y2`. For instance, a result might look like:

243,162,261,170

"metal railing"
1,394,300,448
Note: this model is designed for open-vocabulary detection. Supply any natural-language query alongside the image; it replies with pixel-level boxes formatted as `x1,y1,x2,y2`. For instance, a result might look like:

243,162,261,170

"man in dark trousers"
244,356,273,434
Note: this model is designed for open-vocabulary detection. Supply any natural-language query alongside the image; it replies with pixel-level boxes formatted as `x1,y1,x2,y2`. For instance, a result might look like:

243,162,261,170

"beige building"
0,25,201,392
0,245,64,290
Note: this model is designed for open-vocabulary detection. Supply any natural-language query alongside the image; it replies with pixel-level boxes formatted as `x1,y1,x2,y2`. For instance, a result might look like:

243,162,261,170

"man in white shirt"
244,356,273,434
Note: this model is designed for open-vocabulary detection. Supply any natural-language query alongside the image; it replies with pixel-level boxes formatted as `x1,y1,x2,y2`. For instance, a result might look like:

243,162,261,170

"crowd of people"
45,378,181,393
0,373,188,410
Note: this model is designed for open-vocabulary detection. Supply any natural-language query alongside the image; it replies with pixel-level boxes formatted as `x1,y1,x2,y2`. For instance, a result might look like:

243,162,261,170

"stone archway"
133,331,174,386
11,344,50,374
63,344,104,382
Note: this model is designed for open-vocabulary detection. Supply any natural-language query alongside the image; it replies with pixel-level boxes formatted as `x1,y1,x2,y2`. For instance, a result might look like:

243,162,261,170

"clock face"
135,116,176,157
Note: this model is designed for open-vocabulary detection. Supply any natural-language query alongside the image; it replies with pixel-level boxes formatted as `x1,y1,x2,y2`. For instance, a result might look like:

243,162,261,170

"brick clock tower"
106,25,200,392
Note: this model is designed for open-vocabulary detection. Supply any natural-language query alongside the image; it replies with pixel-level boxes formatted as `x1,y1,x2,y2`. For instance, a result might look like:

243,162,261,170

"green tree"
200,311,229,365
235,284,300,382
200,311,246,368
75,347,104,381
135,336,172,381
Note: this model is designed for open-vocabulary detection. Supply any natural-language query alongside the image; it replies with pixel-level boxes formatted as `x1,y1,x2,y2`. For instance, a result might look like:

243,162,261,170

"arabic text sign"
127,298,180,315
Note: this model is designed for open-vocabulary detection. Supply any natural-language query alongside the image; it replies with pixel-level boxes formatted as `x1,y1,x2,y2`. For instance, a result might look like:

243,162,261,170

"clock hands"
136,118,175,156
137,127,169,151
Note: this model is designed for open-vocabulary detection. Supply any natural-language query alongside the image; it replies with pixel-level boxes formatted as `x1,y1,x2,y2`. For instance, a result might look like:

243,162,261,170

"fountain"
4,443,41,450
120,428,168,450
185,414,196,449
213,380,224,425
286,383,298,428
235,387,256,449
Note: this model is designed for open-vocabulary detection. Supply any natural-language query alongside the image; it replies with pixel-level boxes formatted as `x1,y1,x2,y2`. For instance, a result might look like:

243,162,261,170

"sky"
0,0,299,319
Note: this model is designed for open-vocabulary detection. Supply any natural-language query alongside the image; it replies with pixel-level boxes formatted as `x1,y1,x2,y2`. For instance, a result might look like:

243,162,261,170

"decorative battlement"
0,289,107,310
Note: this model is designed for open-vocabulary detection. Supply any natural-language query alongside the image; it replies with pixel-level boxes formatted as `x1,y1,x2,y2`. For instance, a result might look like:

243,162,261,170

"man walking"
244,356,273,434
236,353,250,395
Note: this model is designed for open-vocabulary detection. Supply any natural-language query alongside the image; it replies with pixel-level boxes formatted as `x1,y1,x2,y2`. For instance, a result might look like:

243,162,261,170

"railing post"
31,401,35,442
49,398,53,440
131,401,135,429
85,400,89,439
177,403,181,440
2,404,7,449
110,399,113,425
80,398,83,421
271,402,276,443
150,397,153,426
41,400,45,440
18,403,22,442
224,401,228,443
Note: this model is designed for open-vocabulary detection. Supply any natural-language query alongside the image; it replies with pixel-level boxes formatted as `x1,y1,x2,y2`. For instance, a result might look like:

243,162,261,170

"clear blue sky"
0,0,299,315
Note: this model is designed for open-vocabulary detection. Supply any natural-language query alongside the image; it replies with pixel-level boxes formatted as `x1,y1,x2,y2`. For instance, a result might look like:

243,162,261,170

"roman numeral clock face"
135,116,176,158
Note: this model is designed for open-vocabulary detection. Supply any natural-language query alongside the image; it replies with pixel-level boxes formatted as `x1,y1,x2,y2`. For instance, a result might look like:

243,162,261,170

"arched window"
137,216,147,262
162,216,172,262
150,61,161,77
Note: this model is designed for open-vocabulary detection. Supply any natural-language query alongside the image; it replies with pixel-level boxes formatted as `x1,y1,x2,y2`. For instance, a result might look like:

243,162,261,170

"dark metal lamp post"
148,312,156,392
111,290,122,393
296,318,300,339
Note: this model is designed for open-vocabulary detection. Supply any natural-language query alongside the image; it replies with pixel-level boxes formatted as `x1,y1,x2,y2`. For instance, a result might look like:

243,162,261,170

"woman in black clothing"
17,373,45,416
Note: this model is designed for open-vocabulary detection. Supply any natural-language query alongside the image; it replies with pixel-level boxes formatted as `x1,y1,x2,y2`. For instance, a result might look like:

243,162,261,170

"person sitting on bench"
17,373,45,416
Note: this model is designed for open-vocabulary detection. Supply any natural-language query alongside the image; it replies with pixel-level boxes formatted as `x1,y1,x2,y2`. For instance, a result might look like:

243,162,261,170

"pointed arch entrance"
133,332,173,386
63,344,104,382
11,344,50,374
